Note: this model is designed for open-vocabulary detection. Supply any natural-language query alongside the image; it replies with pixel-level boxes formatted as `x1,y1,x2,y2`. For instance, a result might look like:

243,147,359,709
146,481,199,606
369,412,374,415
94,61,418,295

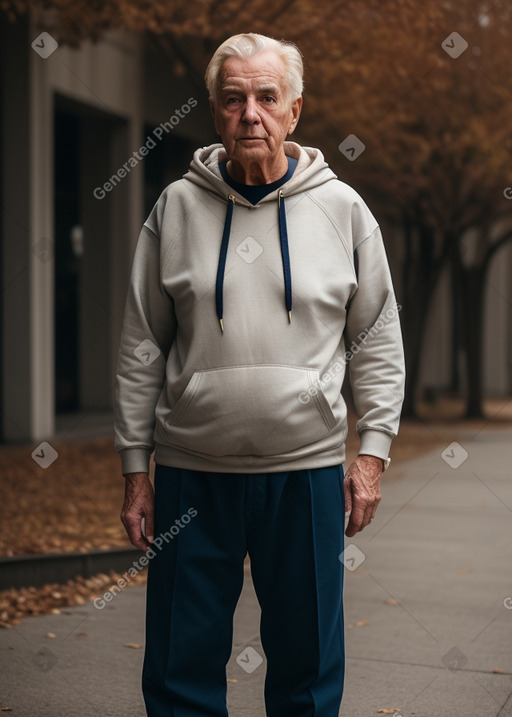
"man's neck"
226,153,289,185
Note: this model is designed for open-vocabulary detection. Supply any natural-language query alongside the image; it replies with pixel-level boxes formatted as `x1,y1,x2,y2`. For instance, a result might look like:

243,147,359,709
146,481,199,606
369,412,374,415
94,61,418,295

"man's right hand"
121,472,155,550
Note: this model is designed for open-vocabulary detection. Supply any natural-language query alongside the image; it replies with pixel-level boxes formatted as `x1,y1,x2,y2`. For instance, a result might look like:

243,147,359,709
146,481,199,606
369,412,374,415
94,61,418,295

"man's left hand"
344,454,383,537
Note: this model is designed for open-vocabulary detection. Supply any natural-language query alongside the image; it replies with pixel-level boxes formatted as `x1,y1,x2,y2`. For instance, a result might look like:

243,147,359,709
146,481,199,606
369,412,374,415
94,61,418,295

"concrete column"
1,14,54,441
29,13,55,438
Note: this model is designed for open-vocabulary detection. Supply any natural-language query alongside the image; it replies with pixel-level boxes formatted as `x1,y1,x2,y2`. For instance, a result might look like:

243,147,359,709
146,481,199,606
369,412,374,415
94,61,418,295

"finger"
346,518,361,537
360,491,383,531
145,506,155,545
358,505,374,532
343,475,352,515
345,522,358,538
124,515,147,551
345,502,364,537
343,481,354,536
369,489,381,521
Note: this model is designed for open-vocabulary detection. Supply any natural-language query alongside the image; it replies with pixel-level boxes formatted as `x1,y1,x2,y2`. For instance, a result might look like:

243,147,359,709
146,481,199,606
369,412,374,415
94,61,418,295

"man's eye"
262,96,276,103
227,97,241,104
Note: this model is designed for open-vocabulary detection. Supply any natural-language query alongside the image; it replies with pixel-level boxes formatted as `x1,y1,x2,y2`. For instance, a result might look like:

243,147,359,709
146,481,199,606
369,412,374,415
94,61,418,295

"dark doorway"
54,108,81,412
54,95,132,424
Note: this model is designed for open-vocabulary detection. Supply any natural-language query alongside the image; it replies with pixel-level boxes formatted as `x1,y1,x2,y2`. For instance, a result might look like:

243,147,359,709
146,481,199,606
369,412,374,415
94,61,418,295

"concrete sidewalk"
1,428,512,716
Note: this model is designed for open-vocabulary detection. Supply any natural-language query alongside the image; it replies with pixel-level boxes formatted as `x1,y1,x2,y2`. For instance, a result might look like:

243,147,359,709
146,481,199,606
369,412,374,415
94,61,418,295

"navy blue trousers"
142,464,346,717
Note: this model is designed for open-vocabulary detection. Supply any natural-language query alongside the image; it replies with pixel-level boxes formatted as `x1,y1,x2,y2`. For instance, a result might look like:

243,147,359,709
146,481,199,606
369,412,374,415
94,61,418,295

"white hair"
205,33,304,103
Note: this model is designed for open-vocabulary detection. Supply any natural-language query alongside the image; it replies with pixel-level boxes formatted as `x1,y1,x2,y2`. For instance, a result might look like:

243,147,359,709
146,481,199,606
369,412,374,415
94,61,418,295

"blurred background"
1,0,512,447
0,0,512,620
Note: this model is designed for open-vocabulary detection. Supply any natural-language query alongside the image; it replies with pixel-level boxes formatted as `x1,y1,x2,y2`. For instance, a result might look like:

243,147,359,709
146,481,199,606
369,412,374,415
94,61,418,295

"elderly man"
115,32,405,717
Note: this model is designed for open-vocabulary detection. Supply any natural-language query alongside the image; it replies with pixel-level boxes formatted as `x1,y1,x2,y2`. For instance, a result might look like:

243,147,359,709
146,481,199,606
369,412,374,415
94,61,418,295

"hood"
183,142,338,204
182,142,338,332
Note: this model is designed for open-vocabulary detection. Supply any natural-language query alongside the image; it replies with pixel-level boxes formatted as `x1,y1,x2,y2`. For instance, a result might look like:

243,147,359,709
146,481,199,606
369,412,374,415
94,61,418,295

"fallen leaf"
47,632,56,639
123,643,143,649
227,679,238,683
385,598,399,605
0,708,13,712
377,710,401,714
75,632,87,637
457,567,469,574
492,668,505,674
356,620,369,627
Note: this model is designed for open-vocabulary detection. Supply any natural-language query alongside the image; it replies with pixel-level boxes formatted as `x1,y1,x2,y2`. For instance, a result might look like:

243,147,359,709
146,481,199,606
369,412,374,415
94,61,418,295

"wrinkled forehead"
218,51,288,95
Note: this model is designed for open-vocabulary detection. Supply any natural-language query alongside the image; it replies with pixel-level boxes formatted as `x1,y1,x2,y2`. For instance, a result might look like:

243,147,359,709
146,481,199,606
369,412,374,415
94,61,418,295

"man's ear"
288,95,303,135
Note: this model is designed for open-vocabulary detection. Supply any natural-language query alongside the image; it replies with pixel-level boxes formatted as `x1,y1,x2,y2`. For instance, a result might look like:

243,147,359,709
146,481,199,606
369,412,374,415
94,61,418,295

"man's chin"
231,154,266,170
235,138,269,152
234,143,269,159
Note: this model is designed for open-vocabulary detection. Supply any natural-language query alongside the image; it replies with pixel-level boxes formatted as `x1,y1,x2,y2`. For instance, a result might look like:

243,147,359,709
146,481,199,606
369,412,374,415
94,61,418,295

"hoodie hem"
153,442,347,474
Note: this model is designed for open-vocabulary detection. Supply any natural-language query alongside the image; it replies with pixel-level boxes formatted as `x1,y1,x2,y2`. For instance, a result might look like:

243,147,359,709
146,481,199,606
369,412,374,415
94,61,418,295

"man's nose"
242,97,260,123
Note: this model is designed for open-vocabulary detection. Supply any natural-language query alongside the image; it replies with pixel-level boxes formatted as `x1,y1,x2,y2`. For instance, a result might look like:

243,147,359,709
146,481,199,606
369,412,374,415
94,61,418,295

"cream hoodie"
114,142,405,474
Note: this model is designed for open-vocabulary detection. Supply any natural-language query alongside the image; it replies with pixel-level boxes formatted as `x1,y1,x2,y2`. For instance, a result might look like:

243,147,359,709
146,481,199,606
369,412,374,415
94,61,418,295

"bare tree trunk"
459,266,486,418
401,284,433,416
449,257,464,393
400,219,443,417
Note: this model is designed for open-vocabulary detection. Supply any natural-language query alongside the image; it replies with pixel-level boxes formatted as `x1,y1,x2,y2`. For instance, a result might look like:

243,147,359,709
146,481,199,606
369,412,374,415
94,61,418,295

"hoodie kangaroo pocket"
161,364,337,457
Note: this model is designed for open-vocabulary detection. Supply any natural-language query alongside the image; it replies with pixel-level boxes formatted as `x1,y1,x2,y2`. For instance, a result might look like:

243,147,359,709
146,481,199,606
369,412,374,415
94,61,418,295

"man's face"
210,51,302,169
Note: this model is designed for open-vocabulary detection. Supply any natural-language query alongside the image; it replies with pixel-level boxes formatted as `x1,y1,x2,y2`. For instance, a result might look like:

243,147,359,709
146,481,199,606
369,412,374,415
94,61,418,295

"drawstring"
278,190,293,323
215,191,292,332
215,194,235,333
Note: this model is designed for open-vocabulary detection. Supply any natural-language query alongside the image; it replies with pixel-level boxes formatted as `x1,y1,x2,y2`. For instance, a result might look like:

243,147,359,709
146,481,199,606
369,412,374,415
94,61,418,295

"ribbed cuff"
358,429,393,460
119,447,153,475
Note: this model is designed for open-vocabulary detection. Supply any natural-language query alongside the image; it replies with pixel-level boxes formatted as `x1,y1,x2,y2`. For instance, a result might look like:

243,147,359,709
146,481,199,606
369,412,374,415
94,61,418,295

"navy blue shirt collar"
219,157,298,205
